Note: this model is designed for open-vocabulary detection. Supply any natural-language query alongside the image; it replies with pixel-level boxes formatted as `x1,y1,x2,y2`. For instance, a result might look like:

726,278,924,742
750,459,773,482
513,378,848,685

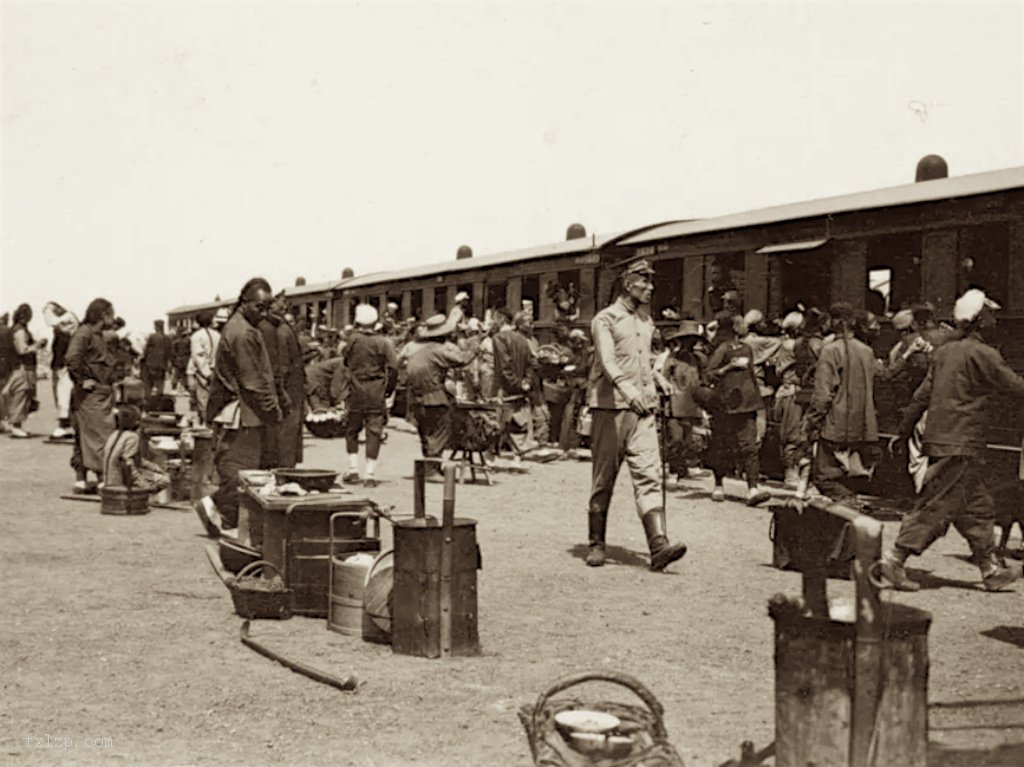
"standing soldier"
194,278,281,538
584,259,687,571
342,304,398,487
879,289,1024,592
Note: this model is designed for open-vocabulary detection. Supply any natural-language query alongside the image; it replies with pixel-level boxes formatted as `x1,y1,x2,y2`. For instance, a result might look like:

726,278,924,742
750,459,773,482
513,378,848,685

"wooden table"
237,472,380,617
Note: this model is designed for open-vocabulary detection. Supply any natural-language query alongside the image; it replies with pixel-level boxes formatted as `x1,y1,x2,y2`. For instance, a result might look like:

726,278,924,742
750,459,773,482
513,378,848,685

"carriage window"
410,290,423,320
652,258,684,320
867,232,920,311
485,282,506,317
434,286,447,316
550,270,581,322
867,268,893,314
522,276,540,320
959,223,1010,302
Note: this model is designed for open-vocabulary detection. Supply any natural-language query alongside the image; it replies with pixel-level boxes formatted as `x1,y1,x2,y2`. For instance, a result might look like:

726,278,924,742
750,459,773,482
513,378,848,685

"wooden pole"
440,464,457,659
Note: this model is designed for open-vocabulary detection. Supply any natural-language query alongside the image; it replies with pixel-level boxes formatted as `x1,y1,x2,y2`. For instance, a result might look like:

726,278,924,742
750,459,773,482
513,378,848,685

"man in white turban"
880,288,1024,592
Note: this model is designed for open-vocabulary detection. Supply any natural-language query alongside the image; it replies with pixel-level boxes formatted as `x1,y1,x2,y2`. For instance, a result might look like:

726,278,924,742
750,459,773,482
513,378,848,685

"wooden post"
440,464,457,658
472,280,485,319
578,268,596,321
401,290,413,322
921,229,959,317
506,277,522,314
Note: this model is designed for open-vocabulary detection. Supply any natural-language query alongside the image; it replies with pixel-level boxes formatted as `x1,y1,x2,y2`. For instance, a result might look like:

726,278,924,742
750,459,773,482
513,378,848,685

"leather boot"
585,512,607,567
643,509,687,572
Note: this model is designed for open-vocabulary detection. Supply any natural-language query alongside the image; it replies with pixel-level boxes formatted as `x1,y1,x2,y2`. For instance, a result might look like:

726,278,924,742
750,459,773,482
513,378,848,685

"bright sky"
2,0,1022,337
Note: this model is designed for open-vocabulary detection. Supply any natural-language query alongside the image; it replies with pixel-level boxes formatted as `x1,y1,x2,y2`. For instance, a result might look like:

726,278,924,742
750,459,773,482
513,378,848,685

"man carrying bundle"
584,258,687,571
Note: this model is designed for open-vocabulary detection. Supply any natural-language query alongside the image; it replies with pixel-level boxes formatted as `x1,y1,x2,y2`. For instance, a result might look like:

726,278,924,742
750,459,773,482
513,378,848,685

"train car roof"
168,277,352,315
621,166,1024,246
337,233,620,292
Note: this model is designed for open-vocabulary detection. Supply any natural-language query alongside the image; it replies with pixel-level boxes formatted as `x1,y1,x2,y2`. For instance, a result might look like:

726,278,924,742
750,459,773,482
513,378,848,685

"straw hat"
421,314,454,339
664,319,703,341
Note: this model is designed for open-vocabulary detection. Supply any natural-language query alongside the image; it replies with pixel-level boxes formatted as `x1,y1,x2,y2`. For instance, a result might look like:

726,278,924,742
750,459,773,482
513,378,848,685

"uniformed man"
585,259,687,571
879,288,1024,592
342,304,398,487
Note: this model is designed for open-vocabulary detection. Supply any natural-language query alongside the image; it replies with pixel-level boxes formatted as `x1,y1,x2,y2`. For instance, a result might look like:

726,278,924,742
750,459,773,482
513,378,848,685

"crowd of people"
2,260,1022,588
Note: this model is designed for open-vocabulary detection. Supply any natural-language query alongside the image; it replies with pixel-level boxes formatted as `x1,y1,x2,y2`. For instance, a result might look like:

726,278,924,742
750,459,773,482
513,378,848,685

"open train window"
485,282,506,315
652,258,684,320
434,286,447,316
410,290,423,320
959,223,1009,303
867,232,920,311
522,275,540,319
867,268,893,314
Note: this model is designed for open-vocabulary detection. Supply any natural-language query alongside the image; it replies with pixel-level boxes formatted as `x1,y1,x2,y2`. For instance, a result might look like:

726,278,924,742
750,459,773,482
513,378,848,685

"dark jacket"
142,332,170,372
705,340,763,414
209,311,281,427
492,328,534,397
406,341,474,407
899,333,1024,457
66,324,117,387
343,330,398,411
808,333,878,443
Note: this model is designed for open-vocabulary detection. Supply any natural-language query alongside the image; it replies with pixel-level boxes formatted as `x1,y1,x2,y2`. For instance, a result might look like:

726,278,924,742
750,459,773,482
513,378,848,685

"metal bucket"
362,549,394,645
327,552,375,636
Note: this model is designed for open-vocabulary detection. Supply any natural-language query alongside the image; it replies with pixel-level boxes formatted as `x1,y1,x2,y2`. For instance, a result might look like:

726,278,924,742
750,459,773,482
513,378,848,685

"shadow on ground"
566,543,651,568
929,741,1024,766
980,626,1024,649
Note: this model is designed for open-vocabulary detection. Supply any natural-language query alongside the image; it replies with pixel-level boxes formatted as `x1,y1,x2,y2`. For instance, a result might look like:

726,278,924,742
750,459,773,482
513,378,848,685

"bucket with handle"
326,511,380,636
362,549,394,645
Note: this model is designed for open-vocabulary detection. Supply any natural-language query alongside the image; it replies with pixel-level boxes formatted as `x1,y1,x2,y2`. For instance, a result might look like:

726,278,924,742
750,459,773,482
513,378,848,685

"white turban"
780,311,803,331
354,304,379,327
953,289,999,323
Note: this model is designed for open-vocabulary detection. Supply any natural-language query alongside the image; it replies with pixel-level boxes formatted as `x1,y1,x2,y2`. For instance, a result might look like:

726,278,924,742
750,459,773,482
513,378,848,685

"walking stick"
658,394,669,510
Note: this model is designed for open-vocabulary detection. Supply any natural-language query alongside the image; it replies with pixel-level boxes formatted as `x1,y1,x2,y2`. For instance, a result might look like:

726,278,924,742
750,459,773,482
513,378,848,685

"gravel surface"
3,398,1023,766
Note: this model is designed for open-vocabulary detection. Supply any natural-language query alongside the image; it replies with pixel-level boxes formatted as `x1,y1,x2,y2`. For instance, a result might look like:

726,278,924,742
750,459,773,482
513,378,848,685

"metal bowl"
271,468,339,492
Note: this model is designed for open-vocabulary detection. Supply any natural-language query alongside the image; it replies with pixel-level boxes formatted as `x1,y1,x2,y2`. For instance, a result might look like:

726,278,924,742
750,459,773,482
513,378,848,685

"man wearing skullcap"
879,288,1024,592
195,278,281,537
342,303,398,487
585,258,687,571
771,311,811,493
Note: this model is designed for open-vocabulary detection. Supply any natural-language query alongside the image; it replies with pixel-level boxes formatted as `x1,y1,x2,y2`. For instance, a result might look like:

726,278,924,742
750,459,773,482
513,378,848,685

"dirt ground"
3,396,1024,766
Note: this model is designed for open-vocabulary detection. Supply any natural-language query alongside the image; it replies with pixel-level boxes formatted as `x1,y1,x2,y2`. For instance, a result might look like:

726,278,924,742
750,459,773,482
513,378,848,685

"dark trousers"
259,423,279,469
895,455,995,561
665,417,699,476
345,410,386,459
708,411,759,486
213,426,263,528
813,439,877,502
141,368,165,403
415,403,452,458
277,403,304,468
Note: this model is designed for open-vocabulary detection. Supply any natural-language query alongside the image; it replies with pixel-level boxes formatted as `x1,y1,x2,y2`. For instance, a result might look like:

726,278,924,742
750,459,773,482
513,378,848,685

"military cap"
622,258,655,278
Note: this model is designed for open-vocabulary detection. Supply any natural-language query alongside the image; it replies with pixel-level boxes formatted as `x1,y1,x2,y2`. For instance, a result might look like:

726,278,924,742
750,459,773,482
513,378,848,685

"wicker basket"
519,671,684,767
228,561,293,620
